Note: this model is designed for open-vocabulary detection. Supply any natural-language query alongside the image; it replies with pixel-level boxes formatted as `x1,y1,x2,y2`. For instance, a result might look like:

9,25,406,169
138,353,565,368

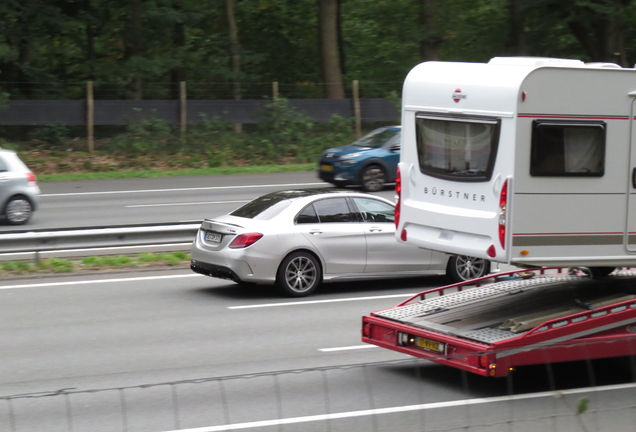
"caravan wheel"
588,267,615,278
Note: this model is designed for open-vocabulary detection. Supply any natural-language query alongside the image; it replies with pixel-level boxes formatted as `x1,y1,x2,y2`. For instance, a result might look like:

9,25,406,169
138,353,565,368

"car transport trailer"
361,268,636,377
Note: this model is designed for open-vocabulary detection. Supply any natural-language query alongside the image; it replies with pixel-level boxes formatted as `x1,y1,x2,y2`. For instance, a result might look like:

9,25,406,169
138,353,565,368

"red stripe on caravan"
517,114,629,120
514,232,623,236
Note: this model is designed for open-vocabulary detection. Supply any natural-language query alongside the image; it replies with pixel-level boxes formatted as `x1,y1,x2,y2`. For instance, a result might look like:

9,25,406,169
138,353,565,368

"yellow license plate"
416,337,445,353
320,165,333,171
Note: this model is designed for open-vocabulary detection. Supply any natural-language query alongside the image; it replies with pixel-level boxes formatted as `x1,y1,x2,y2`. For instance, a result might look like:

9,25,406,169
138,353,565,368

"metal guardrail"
3,356,635,432
0,222,201,254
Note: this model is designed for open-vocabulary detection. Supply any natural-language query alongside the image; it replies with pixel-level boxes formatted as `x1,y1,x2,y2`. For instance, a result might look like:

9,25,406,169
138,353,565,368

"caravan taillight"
394,167,401,229
498,180,508,249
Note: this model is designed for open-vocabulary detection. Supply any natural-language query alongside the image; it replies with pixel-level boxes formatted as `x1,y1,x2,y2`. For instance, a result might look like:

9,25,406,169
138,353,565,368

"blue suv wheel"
360,164,386,192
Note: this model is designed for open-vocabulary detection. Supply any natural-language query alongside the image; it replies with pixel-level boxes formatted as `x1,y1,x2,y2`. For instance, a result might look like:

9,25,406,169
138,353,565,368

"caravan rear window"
415,115,500,182
530,121,605,177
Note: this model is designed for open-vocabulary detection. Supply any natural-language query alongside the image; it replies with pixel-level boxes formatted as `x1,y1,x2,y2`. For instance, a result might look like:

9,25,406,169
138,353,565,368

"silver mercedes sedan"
190,189,490,296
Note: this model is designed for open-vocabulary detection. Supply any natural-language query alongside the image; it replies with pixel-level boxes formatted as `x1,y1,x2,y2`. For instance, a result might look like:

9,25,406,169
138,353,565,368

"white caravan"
396,57,636,276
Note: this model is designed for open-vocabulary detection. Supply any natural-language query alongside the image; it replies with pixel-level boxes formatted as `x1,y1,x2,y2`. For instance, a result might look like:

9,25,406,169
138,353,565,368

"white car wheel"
5,197,32,225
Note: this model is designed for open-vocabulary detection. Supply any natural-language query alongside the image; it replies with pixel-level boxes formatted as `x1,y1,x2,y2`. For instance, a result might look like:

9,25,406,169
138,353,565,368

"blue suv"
318,125,401,192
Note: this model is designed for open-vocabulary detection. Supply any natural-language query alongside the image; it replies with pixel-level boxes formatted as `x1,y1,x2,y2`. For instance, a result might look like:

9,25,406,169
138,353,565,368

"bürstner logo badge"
452,88,466,103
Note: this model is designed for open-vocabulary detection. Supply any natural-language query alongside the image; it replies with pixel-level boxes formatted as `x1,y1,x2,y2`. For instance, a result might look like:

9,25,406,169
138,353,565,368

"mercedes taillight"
229,233,263,249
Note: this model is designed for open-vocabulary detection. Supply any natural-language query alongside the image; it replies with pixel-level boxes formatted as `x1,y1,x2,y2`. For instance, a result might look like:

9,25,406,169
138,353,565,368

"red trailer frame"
362,268,636,377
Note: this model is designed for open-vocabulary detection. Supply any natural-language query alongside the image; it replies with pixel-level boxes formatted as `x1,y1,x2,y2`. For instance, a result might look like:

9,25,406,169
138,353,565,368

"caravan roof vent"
488,57,585,67
585,62,621,69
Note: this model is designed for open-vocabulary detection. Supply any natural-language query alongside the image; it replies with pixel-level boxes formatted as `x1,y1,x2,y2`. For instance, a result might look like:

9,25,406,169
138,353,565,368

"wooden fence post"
87,81,94,153
353,80,362,138
180,81,187,137
273,81,279,99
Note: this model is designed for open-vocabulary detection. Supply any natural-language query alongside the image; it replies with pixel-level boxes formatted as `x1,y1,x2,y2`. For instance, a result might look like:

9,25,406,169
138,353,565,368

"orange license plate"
416,337,445,353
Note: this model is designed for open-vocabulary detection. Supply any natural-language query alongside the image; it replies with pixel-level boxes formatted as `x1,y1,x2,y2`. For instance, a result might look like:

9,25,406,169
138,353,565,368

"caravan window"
415,115,500,182
530,121,605,177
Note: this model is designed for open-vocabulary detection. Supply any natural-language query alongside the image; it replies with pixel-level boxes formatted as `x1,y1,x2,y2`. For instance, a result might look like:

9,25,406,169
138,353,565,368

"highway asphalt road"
2,269,636,432
0,171,397,232
1,171,635,431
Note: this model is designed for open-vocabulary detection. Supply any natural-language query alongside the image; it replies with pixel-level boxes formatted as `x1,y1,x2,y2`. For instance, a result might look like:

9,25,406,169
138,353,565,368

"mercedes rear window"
231,195,292,220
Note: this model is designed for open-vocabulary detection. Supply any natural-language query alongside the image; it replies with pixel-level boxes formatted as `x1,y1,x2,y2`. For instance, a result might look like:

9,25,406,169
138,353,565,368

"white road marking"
41,182,328,197
159,382,636,432
127,200,248,208
228,293,416,309
0,273,203,290
318,345,378,352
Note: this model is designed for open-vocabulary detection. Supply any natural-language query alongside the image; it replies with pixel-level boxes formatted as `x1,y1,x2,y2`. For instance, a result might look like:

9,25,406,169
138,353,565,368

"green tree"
546,0,632,65
0,0,67,98
317,0,345,98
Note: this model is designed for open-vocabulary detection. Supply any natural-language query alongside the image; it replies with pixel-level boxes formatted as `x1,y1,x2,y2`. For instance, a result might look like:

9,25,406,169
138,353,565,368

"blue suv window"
352,128,400,148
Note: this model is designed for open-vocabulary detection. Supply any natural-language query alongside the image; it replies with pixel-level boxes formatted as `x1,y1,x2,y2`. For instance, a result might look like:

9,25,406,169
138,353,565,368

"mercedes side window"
313,198,354,223
531,121,605,176
296,204,319,224
352,198,394,223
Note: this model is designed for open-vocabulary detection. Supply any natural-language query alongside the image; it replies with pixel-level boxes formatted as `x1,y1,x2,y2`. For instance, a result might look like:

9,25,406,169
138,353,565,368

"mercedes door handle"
369,227,383,232
309,229,323,235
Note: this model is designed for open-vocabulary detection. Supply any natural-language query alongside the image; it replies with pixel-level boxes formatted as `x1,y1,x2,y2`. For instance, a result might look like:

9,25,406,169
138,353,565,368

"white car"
0,148,40,225
191,189,489,296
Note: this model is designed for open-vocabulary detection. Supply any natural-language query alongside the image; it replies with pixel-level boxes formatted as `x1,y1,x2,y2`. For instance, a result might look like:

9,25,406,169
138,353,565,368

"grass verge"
37,163,316,182
0,251,190,277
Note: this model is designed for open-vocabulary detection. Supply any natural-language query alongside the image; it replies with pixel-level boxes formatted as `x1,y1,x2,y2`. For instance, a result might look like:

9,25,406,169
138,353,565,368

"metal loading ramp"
373,270,636,345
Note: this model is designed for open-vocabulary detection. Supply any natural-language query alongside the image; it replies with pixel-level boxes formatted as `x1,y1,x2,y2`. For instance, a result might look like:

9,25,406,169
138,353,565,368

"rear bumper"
318,164,358,185
191,260,241,282
362,315,494,376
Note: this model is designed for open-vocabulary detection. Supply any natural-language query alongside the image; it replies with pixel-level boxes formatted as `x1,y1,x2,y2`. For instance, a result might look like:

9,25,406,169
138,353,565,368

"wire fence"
0,80,402,152
0,81,403,101
0,98,399,126
3,349,636,432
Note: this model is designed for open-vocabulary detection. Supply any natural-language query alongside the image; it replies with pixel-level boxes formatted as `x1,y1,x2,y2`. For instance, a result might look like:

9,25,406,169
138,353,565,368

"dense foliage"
7,97,357,173
1,0,635,173
1,0,634,101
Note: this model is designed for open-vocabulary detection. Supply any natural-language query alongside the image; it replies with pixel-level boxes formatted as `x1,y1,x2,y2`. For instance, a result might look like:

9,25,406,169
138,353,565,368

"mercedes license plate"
320,165,333,171
416,337,445,354
204,232,223,243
